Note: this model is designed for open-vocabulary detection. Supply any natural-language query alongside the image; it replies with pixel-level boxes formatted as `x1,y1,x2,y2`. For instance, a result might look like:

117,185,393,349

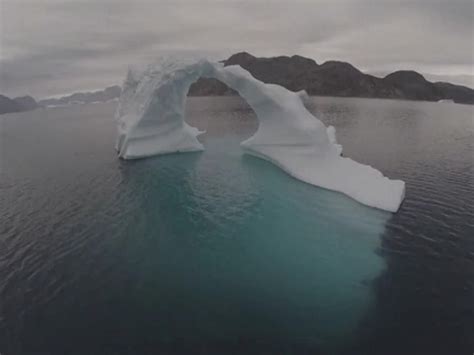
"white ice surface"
116,58,405,212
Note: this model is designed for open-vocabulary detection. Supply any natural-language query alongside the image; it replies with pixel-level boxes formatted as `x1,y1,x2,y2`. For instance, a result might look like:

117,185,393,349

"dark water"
0,97,473,354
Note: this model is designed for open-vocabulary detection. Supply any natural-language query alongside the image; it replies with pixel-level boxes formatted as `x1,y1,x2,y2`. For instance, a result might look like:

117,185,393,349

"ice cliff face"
116,58,405,212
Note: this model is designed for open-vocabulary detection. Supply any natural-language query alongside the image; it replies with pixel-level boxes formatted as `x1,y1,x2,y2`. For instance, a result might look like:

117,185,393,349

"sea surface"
0,97,473,355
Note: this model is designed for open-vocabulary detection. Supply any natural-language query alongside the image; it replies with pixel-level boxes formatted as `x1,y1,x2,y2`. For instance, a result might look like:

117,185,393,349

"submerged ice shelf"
115,58,405,212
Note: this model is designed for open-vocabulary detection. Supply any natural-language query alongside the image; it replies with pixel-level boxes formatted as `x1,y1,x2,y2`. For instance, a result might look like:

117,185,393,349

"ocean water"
0,97,473,355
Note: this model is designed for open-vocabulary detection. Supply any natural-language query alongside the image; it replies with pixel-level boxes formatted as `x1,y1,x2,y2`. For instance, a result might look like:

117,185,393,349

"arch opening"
115,58,405,212
184,85,259,151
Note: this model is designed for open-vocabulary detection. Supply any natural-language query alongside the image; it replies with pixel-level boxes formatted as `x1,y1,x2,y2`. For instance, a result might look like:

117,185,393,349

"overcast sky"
1,0,473,98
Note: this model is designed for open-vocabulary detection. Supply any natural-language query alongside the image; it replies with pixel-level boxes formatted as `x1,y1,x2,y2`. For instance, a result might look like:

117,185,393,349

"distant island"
0,86,121,115
1,52,472,115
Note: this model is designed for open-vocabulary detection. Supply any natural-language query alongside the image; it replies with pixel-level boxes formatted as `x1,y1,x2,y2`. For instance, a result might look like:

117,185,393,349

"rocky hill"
13,96,40,111
0,95,39,115
189,52,474,104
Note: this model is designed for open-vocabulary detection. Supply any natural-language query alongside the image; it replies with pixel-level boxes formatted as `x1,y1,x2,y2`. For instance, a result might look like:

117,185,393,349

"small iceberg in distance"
115,57,405,212
437,99,455,103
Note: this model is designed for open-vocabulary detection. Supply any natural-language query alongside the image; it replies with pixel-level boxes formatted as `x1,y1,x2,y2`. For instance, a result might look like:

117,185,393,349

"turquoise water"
1,97,472,354
115,135,388,347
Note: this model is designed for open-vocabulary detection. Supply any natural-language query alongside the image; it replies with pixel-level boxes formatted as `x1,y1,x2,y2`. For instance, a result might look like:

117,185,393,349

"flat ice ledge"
117,122,204,159
241,144,405,212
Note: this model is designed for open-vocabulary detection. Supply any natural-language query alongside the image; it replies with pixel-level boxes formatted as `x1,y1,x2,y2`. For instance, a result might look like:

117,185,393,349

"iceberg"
115,58,405,212
437,99,454,103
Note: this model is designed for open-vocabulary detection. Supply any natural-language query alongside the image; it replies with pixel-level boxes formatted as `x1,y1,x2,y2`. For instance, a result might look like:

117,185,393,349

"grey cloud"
0,0,472,98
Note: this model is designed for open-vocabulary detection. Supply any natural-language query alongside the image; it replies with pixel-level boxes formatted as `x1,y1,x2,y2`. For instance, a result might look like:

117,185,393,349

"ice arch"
115,58,405,212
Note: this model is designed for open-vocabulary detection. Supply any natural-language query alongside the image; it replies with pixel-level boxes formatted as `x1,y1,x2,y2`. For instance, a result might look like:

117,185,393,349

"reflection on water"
0,97,472,354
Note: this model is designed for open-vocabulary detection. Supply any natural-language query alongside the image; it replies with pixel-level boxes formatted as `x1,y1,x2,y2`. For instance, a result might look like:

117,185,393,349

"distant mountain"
0,95,22,115
0,95,39,115
433,82,474,104
189,52,474,104
1,86,122,115
13,96,40,111
39,85,121,107
383,71,439,101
